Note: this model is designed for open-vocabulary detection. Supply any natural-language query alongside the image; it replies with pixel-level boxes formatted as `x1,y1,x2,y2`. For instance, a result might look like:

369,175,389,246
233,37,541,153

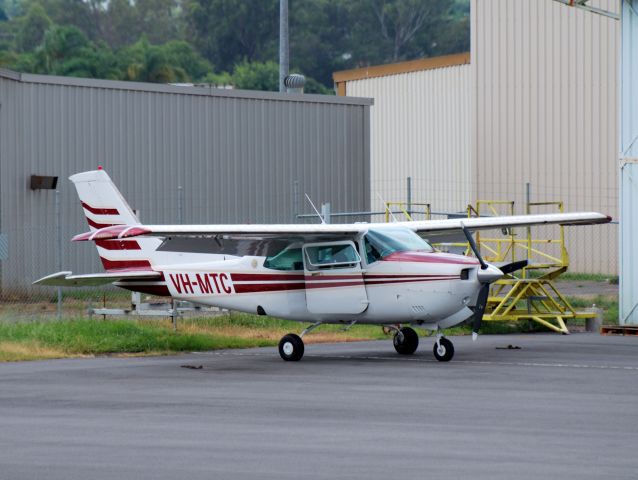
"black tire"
393,327,419,355
433,337,454,362
278,333,305,361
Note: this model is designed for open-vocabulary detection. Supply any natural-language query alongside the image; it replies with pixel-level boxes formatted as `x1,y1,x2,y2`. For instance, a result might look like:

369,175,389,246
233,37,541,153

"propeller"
499,259,528,275
460,223,504,340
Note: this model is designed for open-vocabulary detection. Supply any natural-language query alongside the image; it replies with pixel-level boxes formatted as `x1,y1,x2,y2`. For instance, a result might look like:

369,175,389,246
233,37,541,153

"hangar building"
0,70,372,292
334,0,618,274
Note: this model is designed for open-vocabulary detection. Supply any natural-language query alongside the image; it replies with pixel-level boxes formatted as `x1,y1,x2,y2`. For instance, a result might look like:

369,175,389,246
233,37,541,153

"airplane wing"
70,212,611,241
33,270,162,287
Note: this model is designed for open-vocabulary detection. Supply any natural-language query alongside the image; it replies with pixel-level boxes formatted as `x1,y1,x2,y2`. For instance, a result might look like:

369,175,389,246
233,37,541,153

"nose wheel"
278,333,304,361
433,337,454,362
393,327,419,355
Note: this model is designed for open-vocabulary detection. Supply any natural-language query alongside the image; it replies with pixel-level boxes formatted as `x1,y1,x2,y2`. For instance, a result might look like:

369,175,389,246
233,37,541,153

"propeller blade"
472,283,490,338
460,223,488,270
499,259,528,275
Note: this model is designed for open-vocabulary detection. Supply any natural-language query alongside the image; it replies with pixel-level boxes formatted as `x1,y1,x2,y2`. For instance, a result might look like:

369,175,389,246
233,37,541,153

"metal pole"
177,185,183,224
292,180,299,222
525,182,531,268
406,176,412,218
321,202,331,224
279,0,289,92
55,189,62,319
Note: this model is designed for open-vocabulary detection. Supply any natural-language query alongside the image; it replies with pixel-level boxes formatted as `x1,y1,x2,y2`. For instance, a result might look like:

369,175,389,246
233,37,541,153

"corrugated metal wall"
346,63,473,217
0,71,372,291
472,0,620,273
620,0,638,324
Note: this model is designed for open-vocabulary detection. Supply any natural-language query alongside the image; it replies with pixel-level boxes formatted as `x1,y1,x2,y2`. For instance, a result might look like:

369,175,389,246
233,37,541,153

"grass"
0,313,390,362
524,270,619,283
0,292,620,361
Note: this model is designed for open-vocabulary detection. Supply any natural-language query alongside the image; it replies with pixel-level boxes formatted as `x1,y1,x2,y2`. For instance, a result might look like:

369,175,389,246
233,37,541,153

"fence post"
177,185,183,224
55,189,62,319
406,176,412,218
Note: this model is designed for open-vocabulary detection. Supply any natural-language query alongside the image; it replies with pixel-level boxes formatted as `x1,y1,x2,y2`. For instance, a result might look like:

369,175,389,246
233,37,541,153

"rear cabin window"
263,247,303,271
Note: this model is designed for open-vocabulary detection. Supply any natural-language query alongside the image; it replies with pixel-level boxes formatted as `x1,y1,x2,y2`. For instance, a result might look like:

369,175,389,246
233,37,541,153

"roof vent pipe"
284,74,306,93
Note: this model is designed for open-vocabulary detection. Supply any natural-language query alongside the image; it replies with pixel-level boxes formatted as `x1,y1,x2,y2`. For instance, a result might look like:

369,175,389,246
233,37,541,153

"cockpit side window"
364,228,434,260
364,236,382,264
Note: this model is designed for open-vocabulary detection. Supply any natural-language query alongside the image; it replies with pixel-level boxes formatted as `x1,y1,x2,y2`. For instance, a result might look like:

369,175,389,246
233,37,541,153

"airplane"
35,169,611,362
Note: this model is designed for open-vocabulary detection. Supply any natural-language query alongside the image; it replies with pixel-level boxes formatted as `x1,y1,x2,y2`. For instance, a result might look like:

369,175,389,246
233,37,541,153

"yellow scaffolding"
385,198,596,333
473,200,595,334
384,202,431,222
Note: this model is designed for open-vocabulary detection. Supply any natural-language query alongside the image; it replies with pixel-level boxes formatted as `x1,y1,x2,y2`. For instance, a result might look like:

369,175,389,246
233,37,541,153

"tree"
347,0,469,65
289,0,352,88
32,24,119,78
15,2,52,52
117,38,209,83
184,0,278,73
231,59,278,91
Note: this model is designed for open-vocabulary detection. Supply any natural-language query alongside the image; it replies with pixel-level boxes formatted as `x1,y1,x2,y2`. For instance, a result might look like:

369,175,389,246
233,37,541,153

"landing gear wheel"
433,337,454,362
278,333,305,361
393,327,419,355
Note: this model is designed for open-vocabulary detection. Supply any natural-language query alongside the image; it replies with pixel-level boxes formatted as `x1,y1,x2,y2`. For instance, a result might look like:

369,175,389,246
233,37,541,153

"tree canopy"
0,0,470,92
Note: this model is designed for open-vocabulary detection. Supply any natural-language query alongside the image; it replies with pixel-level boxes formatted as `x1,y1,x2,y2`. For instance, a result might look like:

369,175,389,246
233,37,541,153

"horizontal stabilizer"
33,270,161,287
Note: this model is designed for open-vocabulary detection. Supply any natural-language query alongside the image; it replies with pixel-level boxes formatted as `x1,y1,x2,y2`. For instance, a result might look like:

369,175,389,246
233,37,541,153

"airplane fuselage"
118,249,483,330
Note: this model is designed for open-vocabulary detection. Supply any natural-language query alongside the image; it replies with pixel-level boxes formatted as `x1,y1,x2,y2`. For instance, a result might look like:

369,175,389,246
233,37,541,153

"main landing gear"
278,322,323,361
393,327,419,355
278,333,304,361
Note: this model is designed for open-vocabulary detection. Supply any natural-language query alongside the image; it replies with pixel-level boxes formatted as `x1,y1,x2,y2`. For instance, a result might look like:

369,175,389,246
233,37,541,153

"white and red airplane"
35,169,610,362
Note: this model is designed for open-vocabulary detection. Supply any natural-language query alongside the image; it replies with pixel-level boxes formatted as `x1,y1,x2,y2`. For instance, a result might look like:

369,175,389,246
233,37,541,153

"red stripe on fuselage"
234,283,306,293
117,284,171,296
96,240,141,250
382,251,479,265
230,275,459,294
81,202,119,215
231,273,305,282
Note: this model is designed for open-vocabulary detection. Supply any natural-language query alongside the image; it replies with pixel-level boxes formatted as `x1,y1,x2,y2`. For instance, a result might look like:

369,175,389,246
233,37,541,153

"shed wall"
620,0,638,324
0,74,371,292
346,63,473,217
472,0,620,273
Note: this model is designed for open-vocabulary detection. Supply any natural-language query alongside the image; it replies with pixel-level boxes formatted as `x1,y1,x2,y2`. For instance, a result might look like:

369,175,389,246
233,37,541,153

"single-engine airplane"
35,169,610,362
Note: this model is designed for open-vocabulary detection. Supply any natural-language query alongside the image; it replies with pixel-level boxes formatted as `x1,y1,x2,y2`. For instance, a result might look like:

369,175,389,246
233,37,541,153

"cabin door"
302,241,369,314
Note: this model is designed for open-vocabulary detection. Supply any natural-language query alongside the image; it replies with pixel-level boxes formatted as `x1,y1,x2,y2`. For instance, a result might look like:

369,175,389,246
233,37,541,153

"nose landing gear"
433,336,454,362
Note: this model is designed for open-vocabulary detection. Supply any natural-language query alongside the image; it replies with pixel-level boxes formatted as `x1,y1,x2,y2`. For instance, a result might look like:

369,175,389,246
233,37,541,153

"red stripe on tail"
100,257,153,272
87,218,122,229
81,202,119,215
95,240,142,251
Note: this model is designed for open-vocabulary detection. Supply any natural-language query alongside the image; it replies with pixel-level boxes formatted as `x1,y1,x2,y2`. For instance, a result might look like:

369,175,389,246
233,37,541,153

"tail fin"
70,168,140,229
70,168,159,272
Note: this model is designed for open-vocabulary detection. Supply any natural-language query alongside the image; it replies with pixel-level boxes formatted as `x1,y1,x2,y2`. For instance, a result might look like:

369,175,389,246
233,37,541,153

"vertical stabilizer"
69,168,140,229
69,168,160,272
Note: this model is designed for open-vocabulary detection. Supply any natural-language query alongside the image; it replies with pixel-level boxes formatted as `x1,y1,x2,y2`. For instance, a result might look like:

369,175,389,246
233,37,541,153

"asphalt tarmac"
1,333,637,480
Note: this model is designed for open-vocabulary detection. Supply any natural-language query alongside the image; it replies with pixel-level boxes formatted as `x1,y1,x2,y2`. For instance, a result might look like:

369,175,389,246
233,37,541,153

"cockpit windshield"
364,228,434,263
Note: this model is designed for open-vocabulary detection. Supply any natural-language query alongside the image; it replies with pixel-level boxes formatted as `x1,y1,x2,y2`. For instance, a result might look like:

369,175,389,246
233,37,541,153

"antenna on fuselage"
304,193,326,224
376,193,399,222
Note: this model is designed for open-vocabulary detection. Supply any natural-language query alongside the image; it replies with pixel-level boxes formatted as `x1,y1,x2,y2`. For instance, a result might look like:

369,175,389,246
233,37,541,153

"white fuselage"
119,248,483,330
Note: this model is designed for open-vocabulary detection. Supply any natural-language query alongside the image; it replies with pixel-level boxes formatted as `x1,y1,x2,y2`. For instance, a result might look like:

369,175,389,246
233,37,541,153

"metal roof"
0,68,373,106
